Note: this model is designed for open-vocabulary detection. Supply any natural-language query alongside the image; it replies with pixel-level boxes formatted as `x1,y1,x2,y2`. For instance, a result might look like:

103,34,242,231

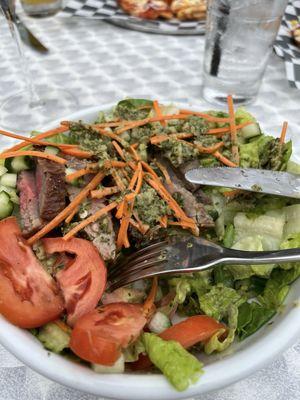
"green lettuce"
199,284,245,321
237,302,275,340
123,337,145,362
143,333,204,391
239,136,272,168
204,304,238,354
37,323,70,353
286,160,300,174
115,99,153,120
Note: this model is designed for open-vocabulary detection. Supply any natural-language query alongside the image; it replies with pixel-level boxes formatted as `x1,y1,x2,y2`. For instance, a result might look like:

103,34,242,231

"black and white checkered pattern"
274,1,300,89
58,0,205,35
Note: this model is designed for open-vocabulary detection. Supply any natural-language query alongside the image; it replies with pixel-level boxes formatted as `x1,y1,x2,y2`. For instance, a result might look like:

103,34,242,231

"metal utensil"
15,14,49,53
185,167,300,199
0,0,48,53
108,235,300,290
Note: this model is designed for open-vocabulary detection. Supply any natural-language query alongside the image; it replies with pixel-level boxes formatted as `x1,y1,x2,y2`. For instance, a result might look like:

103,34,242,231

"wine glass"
0,0,78,133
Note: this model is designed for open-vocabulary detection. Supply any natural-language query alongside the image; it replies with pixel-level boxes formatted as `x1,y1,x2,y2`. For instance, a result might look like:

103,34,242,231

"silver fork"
108,235,300,291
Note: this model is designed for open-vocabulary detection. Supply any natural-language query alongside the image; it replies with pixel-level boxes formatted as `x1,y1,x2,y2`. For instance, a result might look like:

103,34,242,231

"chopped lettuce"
286,160,300,174
143,333,204,391
37,323,70,353
223,224,235,248
199,284,245,321
283,204,300,237
204,304,238,354
237,302,275,340
279,233,300,270
115,99,153,120
213,266,234,288
123,338,146,362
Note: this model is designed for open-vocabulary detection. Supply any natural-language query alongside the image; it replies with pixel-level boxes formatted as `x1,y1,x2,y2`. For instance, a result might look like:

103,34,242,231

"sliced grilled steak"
155,157,214,228
35,158,66,220
17,171,44,237
67,185,116,261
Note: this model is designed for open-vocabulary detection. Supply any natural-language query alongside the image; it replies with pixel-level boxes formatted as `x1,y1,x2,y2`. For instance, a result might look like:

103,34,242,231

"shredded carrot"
132,211,149,234
153,100,166,127
128,164,140,191
213,151,237,168
207,121,252,135
111,168,126,191
117,199,131,249
193,141,224,154
90,186,119,199
159,215,168,228
0,129,76,151
150,133,194,145
53,320,72,334
227,95,239,165
155,160,172,187
0,150,67,165
66,168,98,182
104,160,127,169
129,145,140,161
61,148,93,158
223,189,244,198
280,121,288,145
134,163,143,194
112,141,126,161
171,133,194,140
115,114,188,135
150,135,169,145
92,126,127,146
116,200,126,219
65,206,79,224
5,126,69,152
63,201,118,241
129,218,143,232
92,120,122,128
143,277,158,318
180,109,230,123
27,171,105,245
141,161,160,179
131,143,139,149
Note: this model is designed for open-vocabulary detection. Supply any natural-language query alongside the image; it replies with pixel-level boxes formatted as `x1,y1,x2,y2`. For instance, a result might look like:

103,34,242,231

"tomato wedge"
70,303,147,365
0,217,64,328
43,237,107,326
132,315,224,370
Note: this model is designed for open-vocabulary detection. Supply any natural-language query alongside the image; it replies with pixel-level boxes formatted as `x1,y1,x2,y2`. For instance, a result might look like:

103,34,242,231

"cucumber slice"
0,185,19,204
240,122,261,139
44,146,59,155
0,173,17,188
10,156,31,172
0,191,14,219
148,311,171,334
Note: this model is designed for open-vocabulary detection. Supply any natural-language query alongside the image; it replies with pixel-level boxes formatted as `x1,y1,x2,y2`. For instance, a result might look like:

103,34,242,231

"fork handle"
223,247,300,265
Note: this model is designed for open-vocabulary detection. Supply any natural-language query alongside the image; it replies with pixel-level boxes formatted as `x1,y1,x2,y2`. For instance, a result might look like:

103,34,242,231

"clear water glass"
20,0,62,17
202,0,288,105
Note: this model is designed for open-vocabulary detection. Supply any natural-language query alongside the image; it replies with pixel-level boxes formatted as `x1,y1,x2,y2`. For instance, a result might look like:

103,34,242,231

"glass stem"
6,14,42,107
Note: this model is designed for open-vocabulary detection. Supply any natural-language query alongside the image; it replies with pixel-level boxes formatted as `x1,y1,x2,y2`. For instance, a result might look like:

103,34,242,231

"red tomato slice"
70,303,147,365
0,217,64,328
42,237,107,326
131,315,224,370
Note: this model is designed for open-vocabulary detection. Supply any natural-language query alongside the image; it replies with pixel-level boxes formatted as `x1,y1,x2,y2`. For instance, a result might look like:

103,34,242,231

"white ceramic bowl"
0,104,300,400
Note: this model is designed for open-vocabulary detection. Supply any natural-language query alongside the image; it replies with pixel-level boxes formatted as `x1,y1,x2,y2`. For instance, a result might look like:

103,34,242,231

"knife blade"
15,15,49,54
185,167,300,199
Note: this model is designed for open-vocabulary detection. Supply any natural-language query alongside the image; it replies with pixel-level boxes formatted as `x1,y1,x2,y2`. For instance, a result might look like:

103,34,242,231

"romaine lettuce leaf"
286,160,300,174
204,304,238,354
199,284,245,321
279,232,300,270
123,337,145,362
213,266,234,288
115,99,153,120
284,205,300,237
237,302,275,340
143,333,204,391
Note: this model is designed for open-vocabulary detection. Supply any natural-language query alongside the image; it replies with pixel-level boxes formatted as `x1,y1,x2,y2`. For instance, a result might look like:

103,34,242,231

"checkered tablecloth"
0,7,300,400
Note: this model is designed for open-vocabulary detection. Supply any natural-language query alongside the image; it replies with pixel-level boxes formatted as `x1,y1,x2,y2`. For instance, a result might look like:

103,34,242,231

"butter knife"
15,14,49,54
185,167,300,199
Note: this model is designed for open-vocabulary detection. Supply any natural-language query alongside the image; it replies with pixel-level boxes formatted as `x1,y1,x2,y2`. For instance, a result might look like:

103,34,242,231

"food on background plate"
118,0,206,21
0,97,300,391
291,20,300,47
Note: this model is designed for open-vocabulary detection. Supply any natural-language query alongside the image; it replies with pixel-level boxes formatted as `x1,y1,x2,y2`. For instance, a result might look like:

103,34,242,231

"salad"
0,97,299,392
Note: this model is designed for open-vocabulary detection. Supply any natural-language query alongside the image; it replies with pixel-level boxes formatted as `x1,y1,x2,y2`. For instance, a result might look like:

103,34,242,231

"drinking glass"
202,0,288,105
20,0,62,17
0,0,78,133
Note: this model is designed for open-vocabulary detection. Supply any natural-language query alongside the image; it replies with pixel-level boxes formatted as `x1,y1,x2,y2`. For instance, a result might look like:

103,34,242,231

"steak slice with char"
35,158,66,220
17,171,44,237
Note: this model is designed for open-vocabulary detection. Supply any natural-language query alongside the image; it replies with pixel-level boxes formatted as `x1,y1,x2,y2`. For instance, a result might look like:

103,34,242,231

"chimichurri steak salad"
0,97,299,391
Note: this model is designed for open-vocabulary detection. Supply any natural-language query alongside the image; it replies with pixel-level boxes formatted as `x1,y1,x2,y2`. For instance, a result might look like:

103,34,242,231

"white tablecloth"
0,11,299,400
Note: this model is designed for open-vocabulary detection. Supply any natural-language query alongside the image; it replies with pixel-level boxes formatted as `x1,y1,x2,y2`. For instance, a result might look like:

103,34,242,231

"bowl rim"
0,103,300,400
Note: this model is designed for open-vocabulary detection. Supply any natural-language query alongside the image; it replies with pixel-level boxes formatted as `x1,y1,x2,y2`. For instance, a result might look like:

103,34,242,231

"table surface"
0,9,300,400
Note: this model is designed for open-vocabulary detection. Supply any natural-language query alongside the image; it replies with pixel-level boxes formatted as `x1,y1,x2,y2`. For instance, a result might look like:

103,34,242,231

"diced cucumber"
92,354,125,374
148,311,171,334
44,146,59,155
10,156,30,172
0,185,19,204
0,166,8,177
0,173,17,188
240,122,261,139
0,191,14,219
